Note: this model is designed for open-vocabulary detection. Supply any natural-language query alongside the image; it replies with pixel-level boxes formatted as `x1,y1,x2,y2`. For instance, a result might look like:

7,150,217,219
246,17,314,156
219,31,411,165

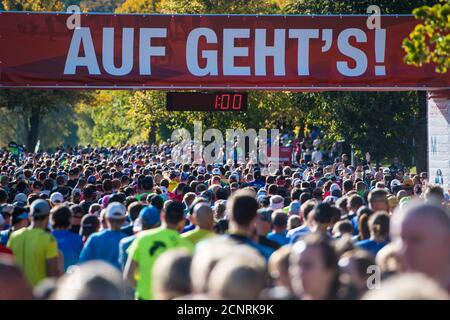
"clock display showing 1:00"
166,92,248,112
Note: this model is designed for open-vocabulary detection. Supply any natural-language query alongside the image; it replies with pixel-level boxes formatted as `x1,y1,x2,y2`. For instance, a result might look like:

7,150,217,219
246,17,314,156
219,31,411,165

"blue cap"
256,189,267,198
87,175,97,184
289,200,301,215
139,205,161,227
257,194,267,203
181,172,189,181
16,212,29,220
30,199,51,217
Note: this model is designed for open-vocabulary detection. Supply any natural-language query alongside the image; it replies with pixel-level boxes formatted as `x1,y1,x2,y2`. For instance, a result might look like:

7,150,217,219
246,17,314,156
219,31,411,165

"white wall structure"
428,91,450,188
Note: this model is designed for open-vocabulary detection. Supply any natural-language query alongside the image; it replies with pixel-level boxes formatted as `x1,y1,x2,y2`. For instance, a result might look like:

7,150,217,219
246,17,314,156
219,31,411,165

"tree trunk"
26,106,40,152
414,92,428,173
299,121,305,140
148,126,156,145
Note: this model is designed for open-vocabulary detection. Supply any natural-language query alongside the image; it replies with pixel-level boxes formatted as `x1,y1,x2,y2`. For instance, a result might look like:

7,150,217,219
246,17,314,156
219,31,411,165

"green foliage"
116,0,280,14
80,0,124,12
76,91,145,147
284,0,439,14
285,0,431,168
198,0,280,14
0,90,88,149
403,0,450,73
294,91,422,164
0,0,93,151
2,0,64,11
83,0,292,147
0,0,433,171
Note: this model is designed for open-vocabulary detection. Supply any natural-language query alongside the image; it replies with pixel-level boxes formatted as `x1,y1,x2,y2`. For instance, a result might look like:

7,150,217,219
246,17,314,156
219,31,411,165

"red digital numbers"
232,94,242,110
214,93,242,111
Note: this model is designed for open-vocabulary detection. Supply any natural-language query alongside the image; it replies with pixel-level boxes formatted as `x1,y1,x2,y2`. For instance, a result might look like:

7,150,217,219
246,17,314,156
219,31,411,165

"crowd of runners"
0,141,449,300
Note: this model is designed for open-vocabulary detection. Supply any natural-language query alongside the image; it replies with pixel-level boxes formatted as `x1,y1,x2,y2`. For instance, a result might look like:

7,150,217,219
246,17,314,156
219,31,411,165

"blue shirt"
287,225,311,244
267,230,290,246
225,233,274,260
182,224,196,234
120,225,134,237
118,235,136,270
79,230,127,270
52,230,84,271
351,215,359,235
0,229,10,246
249,180,265,190
356,239,388,256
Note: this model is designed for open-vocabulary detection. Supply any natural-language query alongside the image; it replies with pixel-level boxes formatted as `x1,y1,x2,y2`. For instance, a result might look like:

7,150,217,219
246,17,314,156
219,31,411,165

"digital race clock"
166,92,248,112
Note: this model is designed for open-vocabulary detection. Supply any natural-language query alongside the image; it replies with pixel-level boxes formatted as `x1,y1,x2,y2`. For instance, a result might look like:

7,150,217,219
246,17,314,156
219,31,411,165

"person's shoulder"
287,225,306,237
180,228,197,238
8,227,26,240
88,230,106,240
67,231,83,241
36,229,58,243
177,236,195,248
356,239,372,246
120,235,135,246
136,228,163,240
115,230,128,239
0,229,7,239
252,242,275,259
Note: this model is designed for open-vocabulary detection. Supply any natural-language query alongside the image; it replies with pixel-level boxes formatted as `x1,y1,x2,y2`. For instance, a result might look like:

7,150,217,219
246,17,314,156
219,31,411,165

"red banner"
267,146,293,167
0,12,449,90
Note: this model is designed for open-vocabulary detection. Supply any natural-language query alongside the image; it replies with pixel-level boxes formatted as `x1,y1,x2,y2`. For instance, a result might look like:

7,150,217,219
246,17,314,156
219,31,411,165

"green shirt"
127,227,193,300
7,227,59,287
135,192,150,202
181,227,215,245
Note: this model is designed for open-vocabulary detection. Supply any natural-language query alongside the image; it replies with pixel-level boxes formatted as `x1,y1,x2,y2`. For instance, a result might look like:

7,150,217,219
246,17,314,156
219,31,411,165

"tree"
284,0,439,14
80,0,124,12
2,0,64,11
76,91,146,147
197,0,279,14
0,0,91,151
116,0,280,14
403,0,450,73
285,0,435,171
0,90,87,151
98,0,292,145
116,0,164,13
294,91,424,168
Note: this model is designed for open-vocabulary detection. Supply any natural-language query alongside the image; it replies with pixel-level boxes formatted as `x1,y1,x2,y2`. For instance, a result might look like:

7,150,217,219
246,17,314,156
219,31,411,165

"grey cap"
30,199,51,218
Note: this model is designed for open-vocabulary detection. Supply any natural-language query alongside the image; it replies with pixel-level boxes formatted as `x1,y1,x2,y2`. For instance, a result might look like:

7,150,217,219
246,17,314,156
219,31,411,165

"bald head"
392,202,450,285
392,202,450,237
193,203,214,230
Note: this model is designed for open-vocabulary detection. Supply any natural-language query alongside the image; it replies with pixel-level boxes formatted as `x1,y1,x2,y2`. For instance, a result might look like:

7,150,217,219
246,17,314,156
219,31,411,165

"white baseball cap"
106,203,126,220
390,179,401,188
197,166,206,174
50,192,64,203
330,183,341,192
212,168,221,175
270,195,284,210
